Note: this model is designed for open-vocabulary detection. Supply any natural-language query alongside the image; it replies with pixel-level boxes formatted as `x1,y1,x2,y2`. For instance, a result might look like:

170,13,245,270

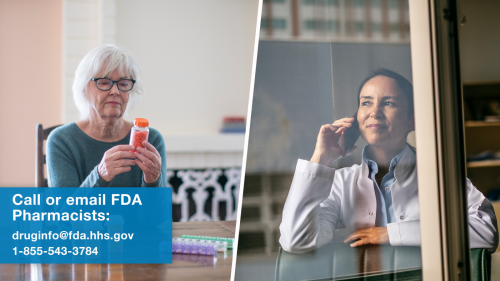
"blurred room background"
0,0,259,222
235,0,500,280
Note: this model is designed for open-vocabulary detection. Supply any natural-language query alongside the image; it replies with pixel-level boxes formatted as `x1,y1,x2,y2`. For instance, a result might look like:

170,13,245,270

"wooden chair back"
36,124,62,187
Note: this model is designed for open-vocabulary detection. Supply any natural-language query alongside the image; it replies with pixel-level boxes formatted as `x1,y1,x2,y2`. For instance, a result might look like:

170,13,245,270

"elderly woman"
47,45,167,187
279,69,498,253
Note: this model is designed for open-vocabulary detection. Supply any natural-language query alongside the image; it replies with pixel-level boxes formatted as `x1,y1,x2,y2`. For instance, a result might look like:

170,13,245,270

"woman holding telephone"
279,69,498,253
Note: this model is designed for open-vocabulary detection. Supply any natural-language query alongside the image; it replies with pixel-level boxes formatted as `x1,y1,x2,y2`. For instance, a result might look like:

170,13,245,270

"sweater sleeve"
46,130,110,188
140,129,168,187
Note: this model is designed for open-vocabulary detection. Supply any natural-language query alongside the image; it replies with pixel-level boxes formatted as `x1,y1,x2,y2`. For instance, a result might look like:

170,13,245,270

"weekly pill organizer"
172,238,228,255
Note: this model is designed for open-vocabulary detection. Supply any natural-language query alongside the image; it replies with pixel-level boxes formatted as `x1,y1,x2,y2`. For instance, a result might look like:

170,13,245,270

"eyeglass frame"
90,78,137,91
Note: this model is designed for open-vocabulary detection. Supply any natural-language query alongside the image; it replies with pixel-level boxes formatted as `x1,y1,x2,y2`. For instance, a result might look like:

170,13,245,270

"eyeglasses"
91,78,136,91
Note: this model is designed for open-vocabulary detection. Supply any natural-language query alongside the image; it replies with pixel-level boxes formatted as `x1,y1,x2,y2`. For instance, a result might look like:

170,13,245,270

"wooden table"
0,221,236,281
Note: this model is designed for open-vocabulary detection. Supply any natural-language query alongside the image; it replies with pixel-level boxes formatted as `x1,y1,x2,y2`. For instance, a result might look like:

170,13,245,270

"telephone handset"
341,111,361,158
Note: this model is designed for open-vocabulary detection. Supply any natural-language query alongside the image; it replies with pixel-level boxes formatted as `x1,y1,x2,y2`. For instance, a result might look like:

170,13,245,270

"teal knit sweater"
46,123,167,187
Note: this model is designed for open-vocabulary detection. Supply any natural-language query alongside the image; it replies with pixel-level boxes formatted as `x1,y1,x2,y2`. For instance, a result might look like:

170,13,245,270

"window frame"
410,0,470,280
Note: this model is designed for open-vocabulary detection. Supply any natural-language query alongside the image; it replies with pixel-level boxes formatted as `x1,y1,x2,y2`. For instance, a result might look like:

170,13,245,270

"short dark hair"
356,69,414,119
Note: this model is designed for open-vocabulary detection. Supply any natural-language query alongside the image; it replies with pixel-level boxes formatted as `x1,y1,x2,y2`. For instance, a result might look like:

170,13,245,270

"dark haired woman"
279,69,498,254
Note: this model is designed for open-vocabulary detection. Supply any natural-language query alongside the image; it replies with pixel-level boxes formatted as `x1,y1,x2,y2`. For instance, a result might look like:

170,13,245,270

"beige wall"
0,0,63,186
459,0,500,82
115,0,258,136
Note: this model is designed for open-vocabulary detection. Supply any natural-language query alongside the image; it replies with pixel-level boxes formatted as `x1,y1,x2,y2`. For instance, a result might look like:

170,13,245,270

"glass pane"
235,0,425,280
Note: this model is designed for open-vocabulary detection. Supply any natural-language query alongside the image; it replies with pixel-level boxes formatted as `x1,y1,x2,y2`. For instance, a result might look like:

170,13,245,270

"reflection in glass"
73,264,85,281
261,0,409,42
172,253,218,266
85,264,101,281
30,264,42,281
49,264,72,281
107,264,123,281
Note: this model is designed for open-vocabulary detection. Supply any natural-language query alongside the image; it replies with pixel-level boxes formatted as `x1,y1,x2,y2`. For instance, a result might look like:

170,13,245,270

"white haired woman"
47,45,167,187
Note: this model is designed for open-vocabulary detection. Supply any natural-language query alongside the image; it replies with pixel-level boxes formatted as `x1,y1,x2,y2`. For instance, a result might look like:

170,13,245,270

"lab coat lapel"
391,145,419,221
353,159,377,228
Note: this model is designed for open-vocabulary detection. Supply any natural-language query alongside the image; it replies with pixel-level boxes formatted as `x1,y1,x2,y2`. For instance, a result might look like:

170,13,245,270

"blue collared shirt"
362,144,407,226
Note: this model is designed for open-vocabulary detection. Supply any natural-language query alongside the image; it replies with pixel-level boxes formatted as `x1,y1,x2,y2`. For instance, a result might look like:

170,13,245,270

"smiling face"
357,75,414,150
86,68,130,121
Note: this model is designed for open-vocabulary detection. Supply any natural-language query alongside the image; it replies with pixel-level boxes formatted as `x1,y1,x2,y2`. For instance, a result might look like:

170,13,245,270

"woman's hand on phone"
310,117,358,166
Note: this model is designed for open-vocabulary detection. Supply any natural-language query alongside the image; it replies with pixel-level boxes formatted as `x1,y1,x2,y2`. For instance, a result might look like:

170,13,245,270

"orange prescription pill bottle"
130,118,149,149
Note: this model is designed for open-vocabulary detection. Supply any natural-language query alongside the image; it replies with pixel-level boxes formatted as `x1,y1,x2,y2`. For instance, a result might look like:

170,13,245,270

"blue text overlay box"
0,188,172,264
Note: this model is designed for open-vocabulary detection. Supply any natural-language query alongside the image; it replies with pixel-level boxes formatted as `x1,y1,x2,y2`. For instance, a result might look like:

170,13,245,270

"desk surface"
0,221,236,281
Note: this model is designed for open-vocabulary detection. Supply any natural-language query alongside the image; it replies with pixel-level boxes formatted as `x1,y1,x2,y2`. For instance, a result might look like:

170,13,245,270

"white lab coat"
279,145,498,253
